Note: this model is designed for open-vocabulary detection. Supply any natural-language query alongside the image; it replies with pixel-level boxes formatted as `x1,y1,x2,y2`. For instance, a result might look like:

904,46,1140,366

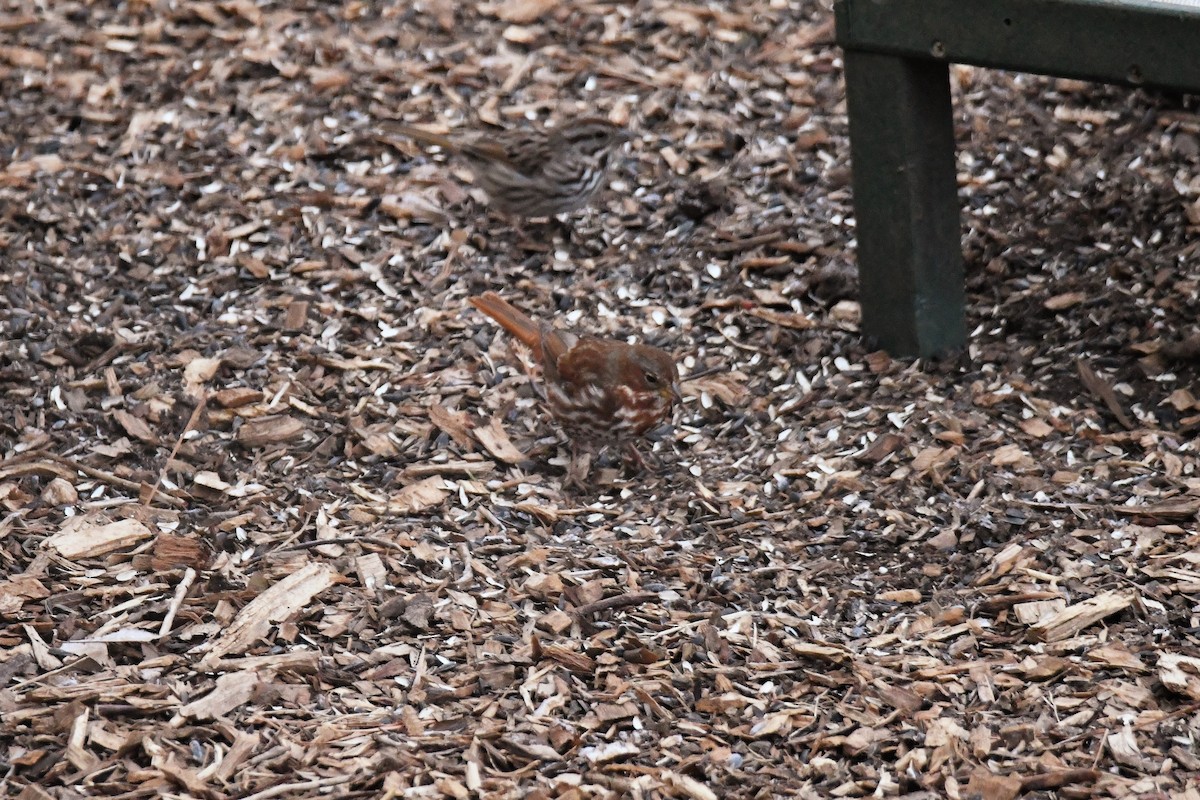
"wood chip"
473,417,526,464
236,415,307,447
493,0,558,24
213,388,265,408
748,306,815,329
1028,590,1136,642
1077,359,1134,430
1044,291,1086,311
113,409,159,444
429,403,475,449
1158,653,1200,699
389,476,451,514
45,516,155,560
202,564,337,664
178,670,261,721
878,589,921,604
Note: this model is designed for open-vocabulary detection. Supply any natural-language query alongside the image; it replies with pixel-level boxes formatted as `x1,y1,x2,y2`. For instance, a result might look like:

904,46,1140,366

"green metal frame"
835,0,1200,357
844,52,965,356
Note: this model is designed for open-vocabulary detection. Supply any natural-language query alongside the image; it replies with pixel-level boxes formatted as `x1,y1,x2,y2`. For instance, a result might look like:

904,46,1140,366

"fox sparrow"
381,117,629,217
469,292,680,454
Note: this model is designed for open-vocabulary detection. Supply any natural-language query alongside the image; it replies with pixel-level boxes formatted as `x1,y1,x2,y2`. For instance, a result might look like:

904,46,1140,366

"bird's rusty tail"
469,292,544,360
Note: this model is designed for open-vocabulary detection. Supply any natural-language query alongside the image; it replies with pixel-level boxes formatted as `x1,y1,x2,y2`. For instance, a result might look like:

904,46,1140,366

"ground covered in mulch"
3,1,1200,798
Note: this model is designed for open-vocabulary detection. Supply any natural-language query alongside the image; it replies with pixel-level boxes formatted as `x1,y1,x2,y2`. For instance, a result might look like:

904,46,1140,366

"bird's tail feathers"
469,292,543,357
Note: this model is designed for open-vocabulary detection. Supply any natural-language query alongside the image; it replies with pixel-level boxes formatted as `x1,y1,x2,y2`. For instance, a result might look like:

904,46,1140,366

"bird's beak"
665,383,683,404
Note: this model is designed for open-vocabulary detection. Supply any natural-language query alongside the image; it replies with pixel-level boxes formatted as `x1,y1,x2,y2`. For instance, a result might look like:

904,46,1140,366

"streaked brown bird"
381,117,629,217
469,291,680,466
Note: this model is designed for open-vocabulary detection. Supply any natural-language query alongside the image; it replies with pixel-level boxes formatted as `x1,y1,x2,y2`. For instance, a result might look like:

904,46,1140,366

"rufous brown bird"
469,291,680,472
381,117,629,217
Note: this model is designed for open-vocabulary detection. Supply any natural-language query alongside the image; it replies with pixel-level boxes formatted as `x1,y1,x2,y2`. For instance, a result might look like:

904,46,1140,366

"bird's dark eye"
645,371,659,385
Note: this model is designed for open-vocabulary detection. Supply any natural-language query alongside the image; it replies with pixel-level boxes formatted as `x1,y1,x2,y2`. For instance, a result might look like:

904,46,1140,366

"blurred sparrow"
382,117,629,217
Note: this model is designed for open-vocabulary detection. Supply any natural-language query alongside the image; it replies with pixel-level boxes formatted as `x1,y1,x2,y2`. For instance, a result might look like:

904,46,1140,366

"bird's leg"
622,442,666,474
517,359,546,403
513,217,554,253
564,444,592,490
621,442,646,471
552,214,575,247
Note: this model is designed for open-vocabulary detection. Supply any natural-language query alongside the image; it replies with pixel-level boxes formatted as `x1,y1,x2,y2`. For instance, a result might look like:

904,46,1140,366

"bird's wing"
460,129,550,177
549,335,604,388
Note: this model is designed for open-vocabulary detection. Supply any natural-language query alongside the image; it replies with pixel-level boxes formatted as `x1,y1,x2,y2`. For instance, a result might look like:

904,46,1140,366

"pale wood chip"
212,387,263,408
878,589,921,604
354,553,387,590
1044,291,1086,311
45,516,154,559
1158,653,1200,699
747,306,815,330
112,409,159,444
389,476,451,514
1013,598,1067,625
579,740,640,764
202,564,337,664
682,372,750,406
788,642,851,663
492,0,558,24
183,356,222,397
178,670,262,721
1029,590,1136,642
661,770,719,800
1077,360,1134,429
473,417,526,464
965,767,1022,800
236,415,306,447
428,403,475,449
1018,417,1054,437
64,704,99,772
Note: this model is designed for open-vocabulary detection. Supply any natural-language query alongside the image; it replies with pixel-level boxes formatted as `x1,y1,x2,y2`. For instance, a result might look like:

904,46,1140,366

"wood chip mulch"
3,1,1200,798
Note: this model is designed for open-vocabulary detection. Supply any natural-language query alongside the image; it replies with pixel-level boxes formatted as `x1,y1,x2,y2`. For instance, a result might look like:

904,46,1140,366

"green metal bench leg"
843,50,965,357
